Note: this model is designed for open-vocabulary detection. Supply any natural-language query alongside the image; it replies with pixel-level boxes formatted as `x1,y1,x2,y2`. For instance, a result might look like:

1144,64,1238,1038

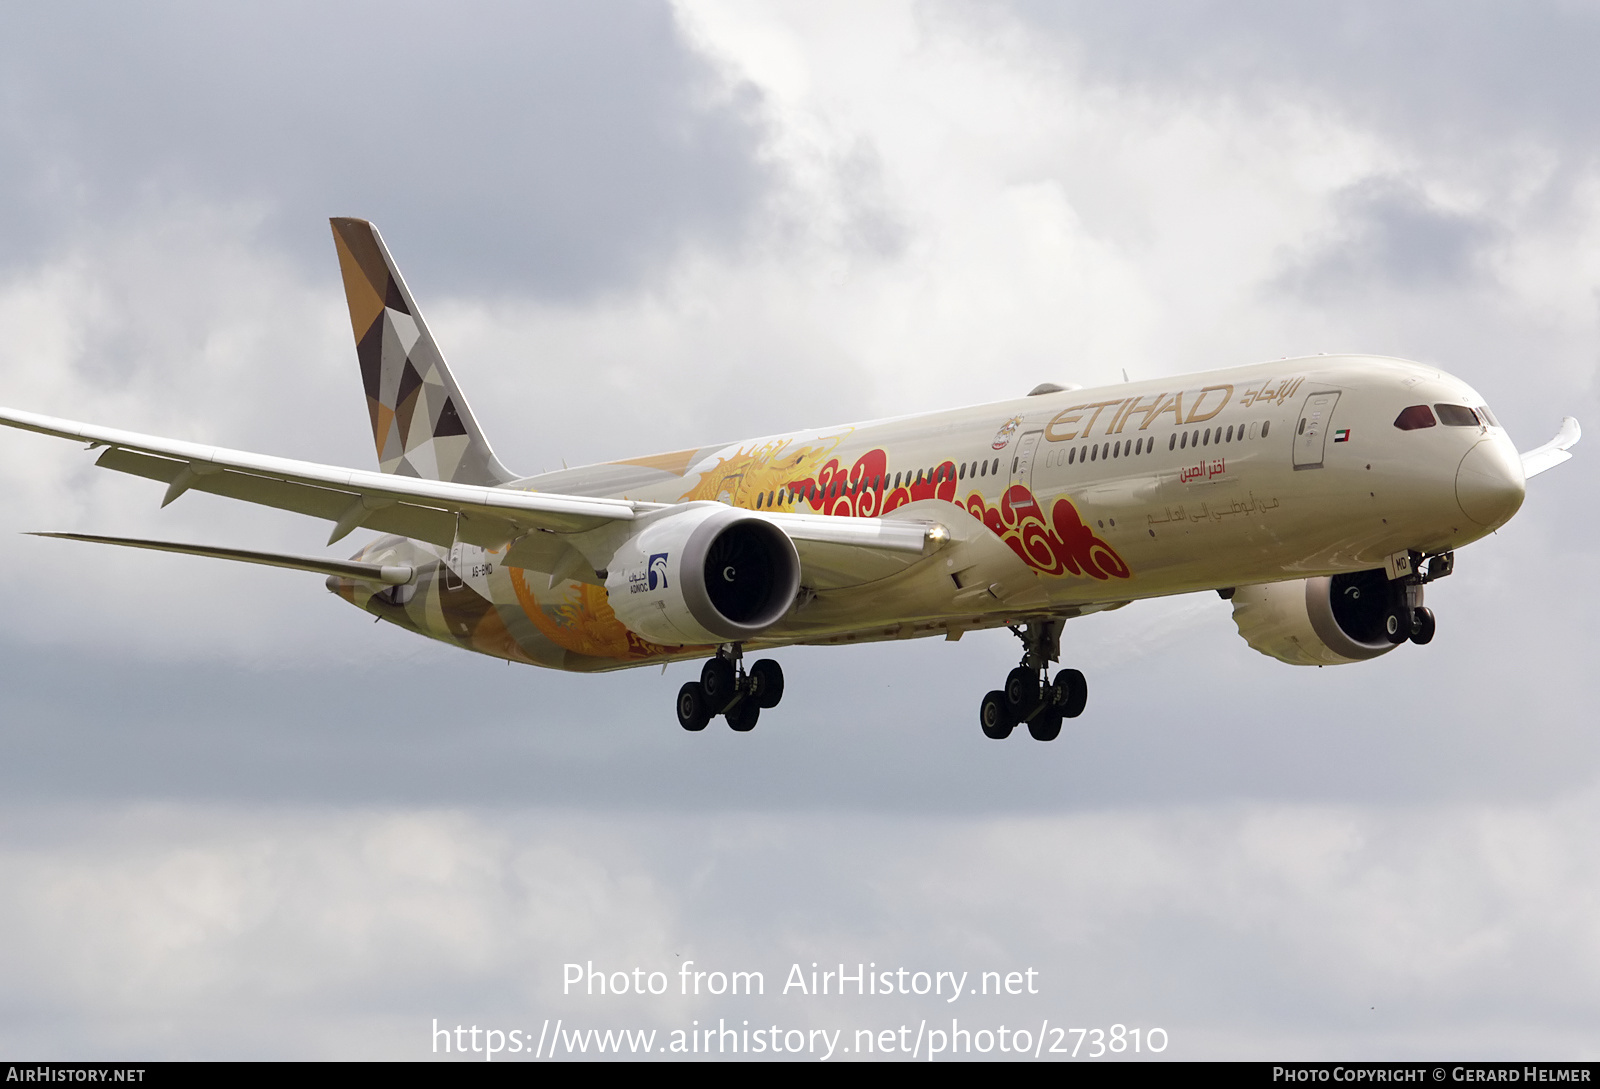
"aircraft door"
445,542,465,590
1292,392,1341,470
1010,430,1044,492
445,539,498,597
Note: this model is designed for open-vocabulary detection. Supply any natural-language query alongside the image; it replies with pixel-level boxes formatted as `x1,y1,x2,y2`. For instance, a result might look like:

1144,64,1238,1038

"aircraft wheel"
676,683,711,732
1410,606,1436,646
701,657,737,709
1382,606,1411,645
1028,710,1063,742
748,659,784,709
980,690,1014,739
1004,667,1040,714
726,700,760,732
1053,669,1088,719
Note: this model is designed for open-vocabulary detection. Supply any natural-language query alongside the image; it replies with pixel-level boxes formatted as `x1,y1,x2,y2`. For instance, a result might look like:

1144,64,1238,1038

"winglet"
1520,416,1581,479
330,218,515,486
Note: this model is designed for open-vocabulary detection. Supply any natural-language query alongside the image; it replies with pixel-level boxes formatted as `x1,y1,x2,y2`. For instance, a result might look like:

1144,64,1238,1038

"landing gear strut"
1385,550,1451,647
979,620,1086,741
676,644,784,732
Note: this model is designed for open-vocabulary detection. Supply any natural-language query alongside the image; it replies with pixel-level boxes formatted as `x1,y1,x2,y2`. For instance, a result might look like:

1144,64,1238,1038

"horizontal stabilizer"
1520,416,1581,479
28,532,414,585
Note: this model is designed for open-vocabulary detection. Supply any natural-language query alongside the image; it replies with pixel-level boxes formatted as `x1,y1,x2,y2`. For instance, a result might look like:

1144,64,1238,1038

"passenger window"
1180,432,1187,449
1262,421,1270,437
1169,434,1176,451
1435,404,1479,427
1226,425,1234,442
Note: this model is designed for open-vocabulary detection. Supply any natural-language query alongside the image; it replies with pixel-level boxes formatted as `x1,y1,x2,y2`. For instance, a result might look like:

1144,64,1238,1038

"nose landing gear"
675,645,784,732
1384,550,1451,646
979,620,1086,741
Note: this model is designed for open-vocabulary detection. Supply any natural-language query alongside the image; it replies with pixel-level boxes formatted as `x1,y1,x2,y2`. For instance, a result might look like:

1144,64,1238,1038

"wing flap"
94,446,464,547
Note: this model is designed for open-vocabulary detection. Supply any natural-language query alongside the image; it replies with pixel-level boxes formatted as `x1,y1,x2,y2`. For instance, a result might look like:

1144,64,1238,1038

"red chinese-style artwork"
781,449,1131,582
964,484,1131,581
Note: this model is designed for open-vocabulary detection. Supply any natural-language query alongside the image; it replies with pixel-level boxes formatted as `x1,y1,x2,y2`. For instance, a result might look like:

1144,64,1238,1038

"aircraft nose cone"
1456,437,1525,528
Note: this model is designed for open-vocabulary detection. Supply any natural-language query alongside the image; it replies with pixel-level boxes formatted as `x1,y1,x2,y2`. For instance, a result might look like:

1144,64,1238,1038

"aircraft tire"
1410,606,1436,646
980,690,1014,739
1028,710,1063,741
1382,606,1412,645
701,657,737,709
749,659,784,708
1055,669,1088,719
726,700,760,732
1004,667,1040,714
676,683,711,732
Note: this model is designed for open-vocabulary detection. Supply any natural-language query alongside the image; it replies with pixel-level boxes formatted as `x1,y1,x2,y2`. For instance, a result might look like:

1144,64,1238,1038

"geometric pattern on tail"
330,217,513,486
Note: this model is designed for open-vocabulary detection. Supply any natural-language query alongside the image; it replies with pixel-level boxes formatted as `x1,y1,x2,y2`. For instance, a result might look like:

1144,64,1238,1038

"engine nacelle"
604,503,801,646
1231,570,1418,666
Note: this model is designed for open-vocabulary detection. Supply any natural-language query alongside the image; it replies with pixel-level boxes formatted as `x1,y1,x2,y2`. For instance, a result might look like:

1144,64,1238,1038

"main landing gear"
676,645,784,732
979,620,1087,742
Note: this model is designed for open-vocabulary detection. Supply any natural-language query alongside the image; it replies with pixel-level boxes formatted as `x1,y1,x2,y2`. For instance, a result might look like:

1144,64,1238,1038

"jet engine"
1231,570,1417,666
604,504,802,646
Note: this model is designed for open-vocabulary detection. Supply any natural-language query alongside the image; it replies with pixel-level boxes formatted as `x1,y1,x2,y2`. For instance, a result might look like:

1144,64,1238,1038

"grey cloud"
1,514,1592,817
1277,178,1499,297
2,798,1596,1057
994,1,1600,154
0,1,772,298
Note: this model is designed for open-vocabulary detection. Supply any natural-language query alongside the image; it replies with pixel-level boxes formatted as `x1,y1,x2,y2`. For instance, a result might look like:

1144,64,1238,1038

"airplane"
0,219,1581,740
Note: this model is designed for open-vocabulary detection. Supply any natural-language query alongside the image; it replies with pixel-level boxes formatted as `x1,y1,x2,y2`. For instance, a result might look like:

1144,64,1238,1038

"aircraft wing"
1519,416,1581,479
0,407,941,580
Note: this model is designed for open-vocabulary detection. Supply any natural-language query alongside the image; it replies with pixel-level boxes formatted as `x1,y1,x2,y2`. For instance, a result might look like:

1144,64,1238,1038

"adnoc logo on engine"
627,553,670,595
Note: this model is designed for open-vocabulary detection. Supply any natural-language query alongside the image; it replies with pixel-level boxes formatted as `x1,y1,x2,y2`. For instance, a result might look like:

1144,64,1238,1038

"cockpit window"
1434,404,1480,427
1394,405,1437,430
1476,405,1500,428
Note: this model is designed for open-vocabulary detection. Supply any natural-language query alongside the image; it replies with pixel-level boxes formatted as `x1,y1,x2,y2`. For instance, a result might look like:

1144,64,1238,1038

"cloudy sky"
0,0,1595,1061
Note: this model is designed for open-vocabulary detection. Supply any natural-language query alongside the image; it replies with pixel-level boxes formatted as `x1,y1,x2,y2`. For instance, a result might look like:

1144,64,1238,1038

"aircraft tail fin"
330,218,515,486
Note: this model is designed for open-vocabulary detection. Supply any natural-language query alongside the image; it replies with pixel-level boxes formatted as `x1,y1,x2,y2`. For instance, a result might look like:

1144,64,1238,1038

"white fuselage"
349,354,1524,670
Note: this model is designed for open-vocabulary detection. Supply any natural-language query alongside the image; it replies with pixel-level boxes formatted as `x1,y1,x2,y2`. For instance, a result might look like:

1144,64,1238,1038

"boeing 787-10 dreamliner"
0,219,1581,738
